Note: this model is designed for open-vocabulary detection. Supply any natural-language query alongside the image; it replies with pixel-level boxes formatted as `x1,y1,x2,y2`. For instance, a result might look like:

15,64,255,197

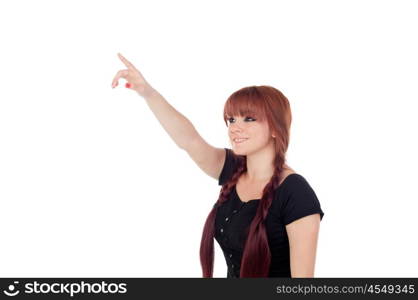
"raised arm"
111,53,226,180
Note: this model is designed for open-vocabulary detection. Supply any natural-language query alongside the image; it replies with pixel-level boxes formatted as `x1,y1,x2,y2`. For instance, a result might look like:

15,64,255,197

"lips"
233,138,249,143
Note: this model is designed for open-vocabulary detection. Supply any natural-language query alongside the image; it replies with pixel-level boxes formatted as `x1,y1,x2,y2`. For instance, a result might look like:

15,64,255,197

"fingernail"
125,83,131,88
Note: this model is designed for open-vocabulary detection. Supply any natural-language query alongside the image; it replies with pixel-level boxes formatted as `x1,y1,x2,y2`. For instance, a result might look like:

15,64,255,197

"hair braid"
200,155,247,277
239,154,285,277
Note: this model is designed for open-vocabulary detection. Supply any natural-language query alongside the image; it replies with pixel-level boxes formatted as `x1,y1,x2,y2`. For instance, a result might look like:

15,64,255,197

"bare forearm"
140,87,198,150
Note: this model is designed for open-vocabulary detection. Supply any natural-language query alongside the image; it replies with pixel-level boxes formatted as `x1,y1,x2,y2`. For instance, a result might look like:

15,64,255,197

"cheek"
254,126,270,138
247,130,269,145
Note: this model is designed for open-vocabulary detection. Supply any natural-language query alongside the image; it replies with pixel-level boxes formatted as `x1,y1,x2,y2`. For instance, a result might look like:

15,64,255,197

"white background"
1,0,417,277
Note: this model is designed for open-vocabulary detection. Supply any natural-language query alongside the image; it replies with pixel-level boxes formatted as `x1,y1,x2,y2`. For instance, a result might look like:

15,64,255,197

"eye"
227,116,256,124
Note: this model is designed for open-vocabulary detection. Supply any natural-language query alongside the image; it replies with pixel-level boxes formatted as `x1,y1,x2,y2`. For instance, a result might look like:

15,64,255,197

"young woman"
111,53,325,278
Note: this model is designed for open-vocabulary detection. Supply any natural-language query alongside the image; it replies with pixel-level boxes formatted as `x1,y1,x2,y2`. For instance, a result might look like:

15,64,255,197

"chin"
231,147,248,156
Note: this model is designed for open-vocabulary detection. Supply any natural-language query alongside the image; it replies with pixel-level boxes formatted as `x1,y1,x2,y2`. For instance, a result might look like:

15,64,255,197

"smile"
233,138,248,143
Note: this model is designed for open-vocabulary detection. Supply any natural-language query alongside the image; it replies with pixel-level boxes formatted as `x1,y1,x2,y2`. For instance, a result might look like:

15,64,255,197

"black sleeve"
280,175,324,225
218,148,238,186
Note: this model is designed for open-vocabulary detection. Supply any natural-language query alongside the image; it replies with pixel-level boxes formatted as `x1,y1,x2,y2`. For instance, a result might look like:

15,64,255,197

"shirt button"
233,210,237,213
220,228,223,233
229,253,232,258
232,264,234,268
225,217,229,221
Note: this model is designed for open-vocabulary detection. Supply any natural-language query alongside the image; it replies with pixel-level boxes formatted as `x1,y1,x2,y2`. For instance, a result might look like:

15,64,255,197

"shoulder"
273,173,324,225
278,173,317,202
218,148,244,186
281,173,310,189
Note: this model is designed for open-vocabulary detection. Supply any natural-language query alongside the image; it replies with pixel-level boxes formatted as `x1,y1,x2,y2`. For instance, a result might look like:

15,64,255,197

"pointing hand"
111,53,154,98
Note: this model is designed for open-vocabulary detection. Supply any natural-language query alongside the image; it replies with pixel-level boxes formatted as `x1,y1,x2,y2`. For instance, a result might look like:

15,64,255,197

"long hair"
199,85,292,277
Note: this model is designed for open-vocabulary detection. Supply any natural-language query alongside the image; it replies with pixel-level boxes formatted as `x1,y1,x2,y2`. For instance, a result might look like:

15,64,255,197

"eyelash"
227,117,256,123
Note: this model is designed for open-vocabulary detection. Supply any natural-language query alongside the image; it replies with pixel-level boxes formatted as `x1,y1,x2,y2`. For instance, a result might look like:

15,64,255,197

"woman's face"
227,114,273,156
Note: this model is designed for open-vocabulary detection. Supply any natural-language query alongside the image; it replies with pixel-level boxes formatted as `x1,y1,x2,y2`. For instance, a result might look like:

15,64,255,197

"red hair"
199,85,292,277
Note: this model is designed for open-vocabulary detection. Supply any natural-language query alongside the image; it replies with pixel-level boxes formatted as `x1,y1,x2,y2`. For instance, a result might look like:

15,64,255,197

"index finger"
117,52,135,68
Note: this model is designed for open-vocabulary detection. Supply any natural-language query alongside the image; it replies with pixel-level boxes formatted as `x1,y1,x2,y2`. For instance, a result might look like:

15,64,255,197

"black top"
214,148,324,278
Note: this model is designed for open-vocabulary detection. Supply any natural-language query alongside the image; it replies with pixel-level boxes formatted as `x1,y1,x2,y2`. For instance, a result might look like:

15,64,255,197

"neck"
244,145,276,183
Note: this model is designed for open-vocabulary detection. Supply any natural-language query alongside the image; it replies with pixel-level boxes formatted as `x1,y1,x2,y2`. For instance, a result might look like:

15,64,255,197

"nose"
231,125,241,131
230,124,243,134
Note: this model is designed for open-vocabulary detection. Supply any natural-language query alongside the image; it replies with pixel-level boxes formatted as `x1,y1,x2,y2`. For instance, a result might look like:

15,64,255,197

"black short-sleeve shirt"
214,148,324,278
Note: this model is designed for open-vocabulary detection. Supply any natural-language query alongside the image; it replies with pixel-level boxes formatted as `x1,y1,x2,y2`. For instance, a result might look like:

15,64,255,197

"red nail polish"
125,83,131,88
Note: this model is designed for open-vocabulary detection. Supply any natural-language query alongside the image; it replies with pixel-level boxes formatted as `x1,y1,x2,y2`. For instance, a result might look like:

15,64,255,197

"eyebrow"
226,115,255,118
